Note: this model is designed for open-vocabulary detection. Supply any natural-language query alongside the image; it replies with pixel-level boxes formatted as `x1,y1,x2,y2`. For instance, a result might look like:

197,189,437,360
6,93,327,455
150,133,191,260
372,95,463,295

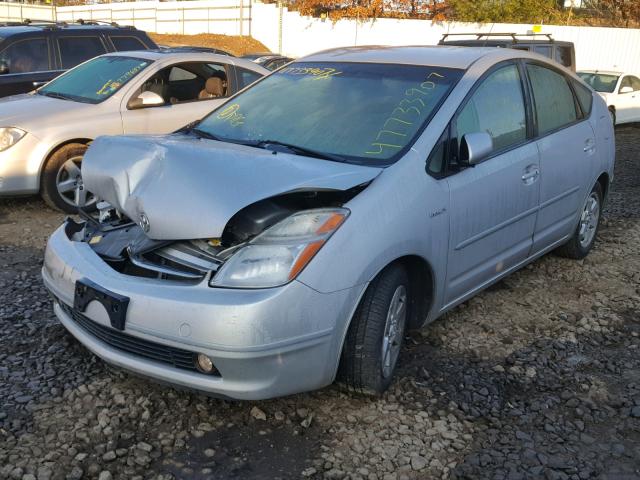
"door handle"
583,138,596,154
521,166,539,185
32,81,47,88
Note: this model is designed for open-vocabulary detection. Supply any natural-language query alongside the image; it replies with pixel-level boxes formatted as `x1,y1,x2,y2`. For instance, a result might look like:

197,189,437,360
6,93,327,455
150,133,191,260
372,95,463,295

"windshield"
577,72,620,93
196,62,463,165
39,56,152,104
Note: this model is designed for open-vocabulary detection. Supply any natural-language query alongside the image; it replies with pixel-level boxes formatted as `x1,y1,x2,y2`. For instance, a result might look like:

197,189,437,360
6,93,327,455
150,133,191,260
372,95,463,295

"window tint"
0,38,49,73
527,64,577,135
58,36,106,69
110,36,147,51
455,64,526,153
571,80,593,117
555,46,572,67
236,67,262,89
533,45,552,59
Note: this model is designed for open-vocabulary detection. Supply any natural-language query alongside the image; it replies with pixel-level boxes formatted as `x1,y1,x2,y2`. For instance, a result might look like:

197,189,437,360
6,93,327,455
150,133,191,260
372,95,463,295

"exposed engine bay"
69,187,366,283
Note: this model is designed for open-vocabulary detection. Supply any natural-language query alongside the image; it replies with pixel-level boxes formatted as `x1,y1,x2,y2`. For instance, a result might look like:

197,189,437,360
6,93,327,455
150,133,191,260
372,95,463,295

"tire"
609,107,616,126
337,263,409,395
40,143,95,213
556,182,603,260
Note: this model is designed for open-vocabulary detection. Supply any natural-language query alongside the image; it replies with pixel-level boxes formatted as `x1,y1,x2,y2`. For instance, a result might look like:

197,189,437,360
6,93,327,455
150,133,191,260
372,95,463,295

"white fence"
1,1,639,73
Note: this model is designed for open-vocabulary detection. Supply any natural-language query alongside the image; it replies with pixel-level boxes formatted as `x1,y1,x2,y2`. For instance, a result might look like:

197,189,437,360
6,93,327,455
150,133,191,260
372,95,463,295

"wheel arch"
39,138,93,184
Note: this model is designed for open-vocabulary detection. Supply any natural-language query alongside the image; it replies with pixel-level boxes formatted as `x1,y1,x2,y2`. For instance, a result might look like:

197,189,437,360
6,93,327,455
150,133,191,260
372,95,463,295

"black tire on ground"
556,182,603,260
609,107,616,126
40,143,89,213
337,263,409,396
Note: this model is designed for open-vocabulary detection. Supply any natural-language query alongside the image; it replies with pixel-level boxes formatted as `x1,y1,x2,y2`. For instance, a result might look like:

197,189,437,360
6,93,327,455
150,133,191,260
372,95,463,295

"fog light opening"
196,353,216,374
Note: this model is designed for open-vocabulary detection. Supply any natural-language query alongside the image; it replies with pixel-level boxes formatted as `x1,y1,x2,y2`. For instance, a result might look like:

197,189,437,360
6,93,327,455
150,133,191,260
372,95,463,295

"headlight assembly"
0,127,26,152
210,208,349,288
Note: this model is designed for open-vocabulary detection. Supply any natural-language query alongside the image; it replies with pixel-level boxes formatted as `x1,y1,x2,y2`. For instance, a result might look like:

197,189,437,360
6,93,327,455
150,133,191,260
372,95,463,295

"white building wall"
1,1,638,73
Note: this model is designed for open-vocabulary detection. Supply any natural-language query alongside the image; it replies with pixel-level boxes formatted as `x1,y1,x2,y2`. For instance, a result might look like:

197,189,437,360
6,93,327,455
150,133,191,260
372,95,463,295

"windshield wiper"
38,91,90,103
248,139,347,163
190,128,224,142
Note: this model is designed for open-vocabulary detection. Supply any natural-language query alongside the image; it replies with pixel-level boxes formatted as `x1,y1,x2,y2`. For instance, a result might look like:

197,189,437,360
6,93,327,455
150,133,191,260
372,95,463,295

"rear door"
443,62,540,306
526,62,595,253
0,36,56,97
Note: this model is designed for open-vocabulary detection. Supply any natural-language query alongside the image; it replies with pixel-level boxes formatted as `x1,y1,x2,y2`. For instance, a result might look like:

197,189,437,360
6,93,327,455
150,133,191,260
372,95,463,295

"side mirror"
128,90,165,109
0,61,9,75
619,86,633,94
460,132,493,166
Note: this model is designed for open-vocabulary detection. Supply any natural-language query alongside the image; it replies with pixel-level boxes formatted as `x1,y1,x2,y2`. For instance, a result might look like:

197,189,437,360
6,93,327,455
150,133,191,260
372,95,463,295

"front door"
121,62,232,134
444,63,540,307
0,37,55,98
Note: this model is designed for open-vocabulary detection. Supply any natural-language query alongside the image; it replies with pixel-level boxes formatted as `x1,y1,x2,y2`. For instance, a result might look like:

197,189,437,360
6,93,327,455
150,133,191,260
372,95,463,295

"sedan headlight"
0,127,26,152
210,208,349,288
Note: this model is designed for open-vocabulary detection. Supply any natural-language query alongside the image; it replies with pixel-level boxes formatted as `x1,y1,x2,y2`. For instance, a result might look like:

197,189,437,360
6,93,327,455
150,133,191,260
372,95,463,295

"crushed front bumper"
42,224,364,400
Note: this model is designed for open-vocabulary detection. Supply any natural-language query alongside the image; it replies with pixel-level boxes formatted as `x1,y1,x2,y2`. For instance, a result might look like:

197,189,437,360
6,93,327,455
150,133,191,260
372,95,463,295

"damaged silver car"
43,46,615,399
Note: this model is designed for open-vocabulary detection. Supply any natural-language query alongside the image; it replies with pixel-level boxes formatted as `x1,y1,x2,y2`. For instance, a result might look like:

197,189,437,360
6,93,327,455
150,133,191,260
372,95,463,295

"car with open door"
578,70,640,125
0,49,268,212
42,46,614,400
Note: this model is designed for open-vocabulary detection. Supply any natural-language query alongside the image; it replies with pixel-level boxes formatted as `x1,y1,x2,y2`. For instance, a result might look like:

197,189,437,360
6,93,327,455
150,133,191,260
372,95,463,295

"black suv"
0,20,157,98
439,33,576,71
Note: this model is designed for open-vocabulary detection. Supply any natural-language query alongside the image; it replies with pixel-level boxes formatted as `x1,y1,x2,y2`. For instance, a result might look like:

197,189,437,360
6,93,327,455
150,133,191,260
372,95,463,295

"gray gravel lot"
0,125,639,480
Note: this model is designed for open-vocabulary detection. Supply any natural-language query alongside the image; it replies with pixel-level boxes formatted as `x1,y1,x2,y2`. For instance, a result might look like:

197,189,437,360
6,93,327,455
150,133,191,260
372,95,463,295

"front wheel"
40,143,95,213
556,182,603,259
337,264,409,395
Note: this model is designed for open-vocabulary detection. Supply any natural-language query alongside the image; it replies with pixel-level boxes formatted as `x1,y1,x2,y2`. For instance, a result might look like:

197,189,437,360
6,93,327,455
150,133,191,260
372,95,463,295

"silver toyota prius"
42,46,615,400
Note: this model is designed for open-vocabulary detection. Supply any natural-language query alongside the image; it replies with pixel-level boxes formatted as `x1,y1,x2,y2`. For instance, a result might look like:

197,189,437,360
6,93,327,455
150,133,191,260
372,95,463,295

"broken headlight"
210,208,349,288
0,127,26,152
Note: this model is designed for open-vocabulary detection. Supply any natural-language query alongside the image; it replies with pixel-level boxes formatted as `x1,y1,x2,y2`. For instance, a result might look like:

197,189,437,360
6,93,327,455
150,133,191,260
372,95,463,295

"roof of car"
0,23,136,36
300,45,525,69
100,49,270,73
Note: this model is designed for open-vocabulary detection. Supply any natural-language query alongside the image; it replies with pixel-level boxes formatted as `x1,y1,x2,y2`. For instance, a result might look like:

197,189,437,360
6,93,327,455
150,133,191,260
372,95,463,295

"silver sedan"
42,46,614,399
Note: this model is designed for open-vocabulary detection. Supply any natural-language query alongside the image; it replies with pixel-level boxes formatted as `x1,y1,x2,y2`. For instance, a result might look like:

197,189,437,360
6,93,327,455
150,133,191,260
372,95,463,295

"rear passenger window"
533,45,552,59
236,67,262,89
571,80,593,117
555,46,572,67
0,38,49,73
58,36,106,69
455,64,526,153
527,64,577,135
110,36,147,52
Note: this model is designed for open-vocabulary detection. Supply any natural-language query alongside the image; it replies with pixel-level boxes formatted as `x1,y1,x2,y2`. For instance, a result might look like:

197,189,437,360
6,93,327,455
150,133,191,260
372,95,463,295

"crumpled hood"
83,134,382,240
0,93,90,129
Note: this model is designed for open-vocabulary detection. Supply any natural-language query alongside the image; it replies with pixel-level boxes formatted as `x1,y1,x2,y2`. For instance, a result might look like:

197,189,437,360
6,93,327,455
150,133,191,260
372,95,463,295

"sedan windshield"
196,62,463,165
577,72,620,93
39,56,152,104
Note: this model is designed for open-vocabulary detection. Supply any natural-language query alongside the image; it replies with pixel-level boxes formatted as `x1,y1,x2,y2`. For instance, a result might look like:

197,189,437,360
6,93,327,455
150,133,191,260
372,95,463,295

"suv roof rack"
2,18,132,29
440,32,555,43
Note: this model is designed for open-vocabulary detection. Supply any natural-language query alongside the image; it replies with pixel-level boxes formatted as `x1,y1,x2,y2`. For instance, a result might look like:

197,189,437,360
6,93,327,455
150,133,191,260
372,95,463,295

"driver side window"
0,38,50,74
139,62,229,105
453,64,527,161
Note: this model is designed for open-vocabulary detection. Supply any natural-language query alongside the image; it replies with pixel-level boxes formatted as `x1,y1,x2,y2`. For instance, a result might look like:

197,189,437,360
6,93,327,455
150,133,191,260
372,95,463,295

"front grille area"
58,302,210,374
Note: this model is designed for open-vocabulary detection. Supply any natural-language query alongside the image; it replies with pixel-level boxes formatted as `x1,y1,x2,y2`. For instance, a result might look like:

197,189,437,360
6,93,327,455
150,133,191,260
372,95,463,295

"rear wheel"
556,182,602,259
40,143,95,213
337,264,409,395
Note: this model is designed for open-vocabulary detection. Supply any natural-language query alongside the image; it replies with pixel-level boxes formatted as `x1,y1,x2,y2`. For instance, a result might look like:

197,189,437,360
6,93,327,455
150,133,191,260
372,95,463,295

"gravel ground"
0,125,638,480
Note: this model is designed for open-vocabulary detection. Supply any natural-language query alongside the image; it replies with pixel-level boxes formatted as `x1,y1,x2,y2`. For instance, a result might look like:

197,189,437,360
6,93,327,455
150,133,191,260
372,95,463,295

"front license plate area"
74,279,130,331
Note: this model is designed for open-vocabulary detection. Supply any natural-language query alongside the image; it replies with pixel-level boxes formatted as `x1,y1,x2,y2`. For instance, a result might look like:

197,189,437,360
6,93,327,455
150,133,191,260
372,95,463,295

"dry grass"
149,33,271,57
